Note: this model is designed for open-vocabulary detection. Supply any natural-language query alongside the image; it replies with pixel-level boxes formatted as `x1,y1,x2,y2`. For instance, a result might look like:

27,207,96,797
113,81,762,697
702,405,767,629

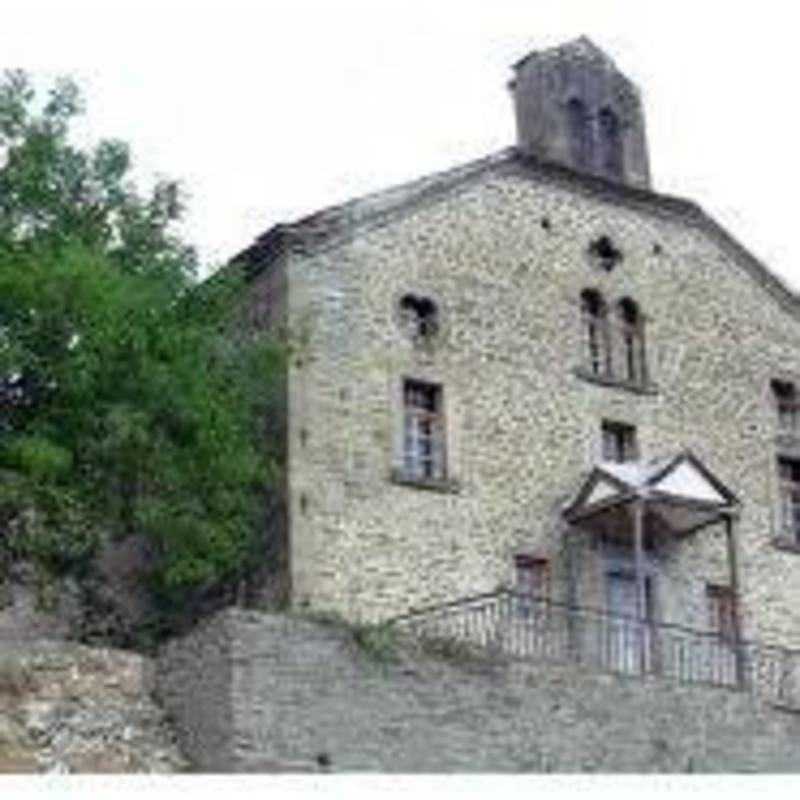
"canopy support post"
634,498,647,673
725,513,746,688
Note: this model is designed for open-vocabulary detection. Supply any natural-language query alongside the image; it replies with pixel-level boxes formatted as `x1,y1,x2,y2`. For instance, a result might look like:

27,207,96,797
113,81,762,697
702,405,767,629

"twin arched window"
568,100,623,181
581,290,646,385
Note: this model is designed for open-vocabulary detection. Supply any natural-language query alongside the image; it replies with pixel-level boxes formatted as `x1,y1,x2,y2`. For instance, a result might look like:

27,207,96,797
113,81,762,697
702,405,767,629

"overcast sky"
3,0,800,287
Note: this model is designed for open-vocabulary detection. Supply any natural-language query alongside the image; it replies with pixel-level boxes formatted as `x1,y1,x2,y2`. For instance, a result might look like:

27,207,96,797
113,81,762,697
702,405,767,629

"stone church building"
236,37,800,684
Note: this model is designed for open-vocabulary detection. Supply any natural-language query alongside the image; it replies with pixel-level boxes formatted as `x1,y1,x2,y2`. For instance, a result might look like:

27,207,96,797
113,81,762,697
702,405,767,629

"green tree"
0,71,194,280
0,71,283,620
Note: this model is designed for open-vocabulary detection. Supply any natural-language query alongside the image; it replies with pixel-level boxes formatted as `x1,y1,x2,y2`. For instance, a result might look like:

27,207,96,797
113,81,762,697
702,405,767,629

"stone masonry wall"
159,608,800,773
251,163,800,647
154,614,234,771
0,640,186,773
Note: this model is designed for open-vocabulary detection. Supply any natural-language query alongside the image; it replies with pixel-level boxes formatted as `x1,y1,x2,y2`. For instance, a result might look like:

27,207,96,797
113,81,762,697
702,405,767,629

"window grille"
402,380,445,481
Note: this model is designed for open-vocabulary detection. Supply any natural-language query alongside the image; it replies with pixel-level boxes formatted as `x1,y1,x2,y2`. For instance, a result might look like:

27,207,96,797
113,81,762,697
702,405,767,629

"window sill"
390,469,460,494
772,537,800,555
574,367,658,396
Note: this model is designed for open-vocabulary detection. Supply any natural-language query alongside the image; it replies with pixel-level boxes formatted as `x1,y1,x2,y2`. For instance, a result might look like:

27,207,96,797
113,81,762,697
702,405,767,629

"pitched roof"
233,147,800,321
566,450,738,530
597,457,675,489
598,451,737,505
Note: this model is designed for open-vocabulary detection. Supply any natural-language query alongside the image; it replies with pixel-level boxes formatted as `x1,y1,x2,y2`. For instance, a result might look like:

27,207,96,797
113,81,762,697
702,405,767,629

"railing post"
566,601,580,665
564,529,581,666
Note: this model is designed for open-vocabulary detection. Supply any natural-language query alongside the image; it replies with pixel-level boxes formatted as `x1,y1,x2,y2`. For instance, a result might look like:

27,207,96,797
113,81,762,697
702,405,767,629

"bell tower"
509,37,651,189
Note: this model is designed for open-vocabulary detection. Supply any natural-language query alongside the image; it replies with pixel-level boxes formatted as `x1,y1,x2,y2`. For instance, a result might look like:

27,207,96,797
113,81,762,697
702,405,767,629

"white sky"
2,0,800,287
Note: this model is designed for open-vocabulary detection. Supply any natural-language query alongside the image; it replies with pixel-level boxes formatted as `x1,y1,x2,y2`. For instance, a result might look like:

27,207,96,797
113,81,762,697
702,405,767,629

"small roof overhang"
564,450,738,537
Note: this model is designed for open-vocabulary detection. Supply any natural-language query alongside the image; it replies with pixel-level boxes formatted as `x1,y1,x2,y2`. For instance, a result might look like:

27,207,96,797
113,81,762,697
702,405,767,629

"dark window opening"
706,584,737,643
588,236,623,271
567,97,593,169
400,294,439,341
601,420,637,463
514,555,549,618
581,289,610,377
403,379,445,481
617,297,645,385
778,457,800,544
772,379,799,435
598,107,623,180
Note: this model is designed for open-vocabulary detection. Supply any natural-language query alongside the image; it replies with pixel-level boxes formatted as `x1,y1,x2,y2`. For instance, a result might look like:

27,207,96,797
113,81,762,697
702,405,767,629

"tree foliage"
0,71,283,603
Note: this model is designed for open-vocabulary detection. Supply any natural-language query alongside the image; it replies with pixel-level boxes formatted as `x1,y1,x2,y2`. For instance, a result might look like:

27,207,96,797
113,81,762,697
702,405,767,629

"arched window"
567,98,593,169
598,107,623,180
617,297,646,385
399,293,439,341
580,289,610,377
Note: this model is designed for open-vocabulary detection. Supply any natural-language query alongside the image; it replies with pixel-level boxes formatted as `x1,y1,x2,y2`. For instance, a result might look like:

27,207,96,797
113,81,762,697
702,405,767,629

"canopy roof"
564,451,738,537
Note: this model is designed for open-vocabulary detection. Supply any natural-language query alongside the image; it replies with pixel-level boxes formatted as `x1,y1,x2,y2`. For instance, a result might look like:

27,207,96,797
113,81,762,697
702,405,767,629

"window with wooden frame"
706,584,737,643
616,297,646,386
772,379,800,436
402,379,446,482
777,457,800,545
580,289,610,378
514,555,549,617
601,420,637,463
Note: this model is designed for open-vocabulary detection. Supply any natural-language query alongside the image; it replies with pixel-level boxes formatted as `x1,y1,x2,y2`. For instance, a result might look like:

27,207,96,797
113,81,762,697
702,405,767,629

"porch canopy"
564,450,738,539
563,450,741,631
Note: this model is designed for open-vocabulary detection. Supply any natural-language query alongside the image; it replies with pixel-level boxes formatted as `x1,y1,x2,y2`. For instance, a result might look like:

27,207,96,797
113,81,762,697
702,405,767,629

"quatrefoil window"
589,236,623,271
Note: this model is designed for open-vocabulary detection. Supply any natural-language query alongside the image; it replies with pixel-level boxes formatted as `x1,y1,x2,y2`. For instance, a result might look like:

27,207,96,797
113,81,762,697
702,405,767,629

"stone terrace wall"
154,614,234,771
0,640,186,773
158,608,800,773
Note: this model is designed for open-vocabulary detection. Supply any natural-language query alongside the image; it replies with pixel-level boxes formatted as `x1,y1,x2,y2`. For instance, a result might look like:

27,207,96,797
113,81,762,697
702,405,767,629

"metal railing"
390,590,800,710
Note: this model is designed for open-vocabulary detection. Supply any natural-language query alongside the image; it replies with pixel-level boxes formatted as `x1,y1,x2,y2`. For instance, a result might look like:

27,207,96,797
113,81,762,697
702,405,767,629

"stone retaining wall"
154,614,234,771
156,608,800,773
0,640,185,773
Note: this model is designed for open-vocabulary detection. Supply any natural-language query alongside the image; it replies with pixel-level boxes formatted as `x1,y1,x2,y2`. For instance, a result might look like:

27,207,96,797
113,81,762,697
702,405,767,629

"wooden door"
606,571,652,674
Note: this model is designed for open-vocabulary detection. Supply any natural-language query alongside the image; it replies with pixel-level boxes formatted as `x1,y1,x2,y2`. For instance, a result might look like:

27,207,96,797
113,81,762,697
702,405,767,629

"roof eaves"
235,148,519,281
